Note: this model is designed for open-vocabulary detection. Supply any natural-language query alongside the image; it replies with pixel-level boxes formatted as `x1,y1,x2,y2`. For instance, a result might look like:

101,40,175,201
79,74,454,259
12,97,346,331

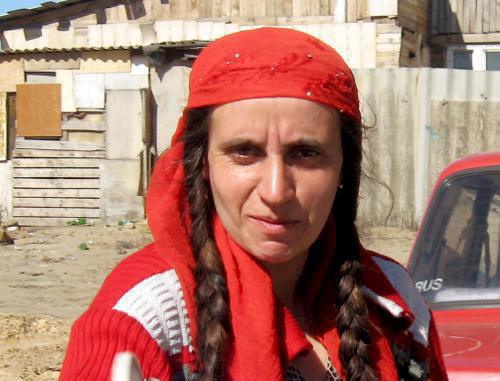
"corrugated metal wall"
354,68,500,228
152,66,499,228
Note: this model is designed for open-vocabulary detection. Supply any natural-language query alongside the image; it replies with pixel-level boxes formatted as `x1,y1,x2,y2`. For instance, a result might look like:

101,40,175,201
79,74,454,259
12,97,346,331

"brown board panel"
13,148,105,158
13,168,100,178
13,178,99,189
16,83,62,137
0,92,6,160
12,158,101,168
13,207,100,218
12,188,100,198
13,197,100,208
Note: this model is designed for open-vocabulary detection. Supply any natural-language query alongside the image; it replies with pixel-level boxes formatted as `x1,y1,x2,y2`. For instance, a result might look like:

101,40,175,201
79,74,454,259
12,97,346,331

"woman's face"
206,97,342,264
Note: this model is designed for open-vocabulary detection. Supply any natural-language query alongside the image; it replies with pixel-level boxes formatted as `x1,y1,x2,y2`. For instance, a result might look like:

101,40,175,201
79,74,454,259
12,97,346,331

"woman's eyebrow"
288,138,322,146
218,138,258,149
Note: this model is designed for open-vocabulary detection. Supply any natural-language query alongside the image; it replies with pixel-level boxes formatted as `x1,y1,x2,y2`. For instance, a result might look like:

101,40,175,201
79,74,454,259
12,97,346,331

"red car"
407,152,500,380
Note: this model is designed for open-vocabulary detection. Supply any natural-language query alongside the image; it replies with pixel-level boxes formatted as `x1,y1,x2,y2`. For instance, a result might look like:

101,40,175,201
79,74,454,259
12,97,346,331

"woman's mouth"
249,216,298,234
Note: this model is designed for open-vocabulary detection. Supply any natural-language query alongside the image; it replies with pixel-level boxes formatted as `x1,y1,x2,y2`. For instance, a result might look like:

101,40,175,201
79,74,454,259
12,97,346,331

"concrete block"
80,50,131,73
74,73,105,109
184,20,199,41
100,159,144,223
131,55,149,75
154,20,172,42
150,62,190,154
170,20,185,42
106,90,143,159
68,131,105,144
197,22,212,40
0,57,25,92
87,24,102,47
104,74,149,90
56,70,76,112
0,162,13,223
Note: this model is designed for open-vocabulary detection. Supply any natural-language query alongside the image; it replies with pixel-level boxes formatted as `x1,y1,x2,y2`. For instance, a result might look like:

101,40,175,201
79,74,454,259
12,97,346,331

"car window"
409,170,500,308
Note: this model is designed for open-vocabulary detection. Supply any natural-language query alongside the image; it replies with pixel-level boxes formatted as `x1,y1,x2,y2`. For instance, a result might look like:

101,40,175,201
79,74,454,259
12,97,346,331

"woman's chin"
249,242,303,265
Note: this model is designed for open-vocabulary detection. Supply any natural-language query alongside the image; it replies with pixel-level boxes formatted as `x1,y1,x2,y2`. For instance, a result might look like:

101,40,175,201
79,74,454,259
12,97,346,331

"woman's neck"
263,251,309,308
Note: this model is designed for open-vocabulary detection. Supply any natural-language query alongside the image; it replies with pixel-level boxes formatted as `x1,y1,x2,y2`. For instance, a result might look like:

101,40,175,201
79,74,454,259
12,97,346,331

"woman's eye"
227,145,260,164
291,146,321,159
233,146,254,157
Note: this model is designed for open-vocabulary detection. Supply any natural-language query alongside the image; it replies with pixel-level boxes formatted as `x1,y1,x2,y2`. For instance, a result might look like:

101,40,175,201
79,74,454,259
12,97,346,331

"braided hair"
182,108,377,380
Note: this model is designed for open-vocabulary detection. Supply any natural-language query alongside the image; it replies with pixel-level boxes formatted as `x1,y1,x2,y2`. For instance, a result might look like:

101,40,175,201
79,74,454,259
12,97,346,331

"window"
410,170,500,308
486,51,500,71
452,50,473,70
448,45,500,71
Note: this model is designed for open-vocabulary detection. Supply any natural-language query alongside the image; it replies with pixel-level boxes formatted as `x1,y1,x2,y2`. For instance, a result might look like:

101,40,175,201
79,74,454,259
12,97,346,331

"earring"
339,184,344,190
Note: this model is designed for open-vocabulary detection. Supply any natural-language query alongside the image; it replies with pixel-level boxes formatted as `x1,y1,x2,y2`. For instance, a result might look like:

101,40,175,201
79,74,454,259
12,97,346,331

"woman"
61,28,447,380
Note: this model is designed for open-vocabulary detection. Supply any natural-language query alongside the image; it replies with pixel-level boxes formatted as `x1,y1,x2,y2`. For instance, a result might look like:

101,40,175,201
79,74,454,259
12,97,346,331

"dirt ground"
0,222,415,380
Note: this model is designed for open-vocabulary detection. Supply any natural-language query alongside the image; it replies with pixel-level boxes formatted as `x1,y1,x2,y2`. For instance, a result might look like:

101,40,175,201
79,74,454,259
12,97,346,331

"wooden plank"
275,0,285,16
464,0,471,33
267,0,277,16
284,0,293,15
62,117,106,132
13,198,100,208
302,0,312,16
293,0,301,16
319,0,330,15
212,0,222,17
497,0,500,31
13,207,101,218
311,0,320,15
475,0,483,33
13,178,100,189
13,149,106,158
15,139,105,151
12,158,101,168
222,0,232,17
469,1,477,33
483,0,490,32
13,168,100,178
457,0,464,32
492,0,498,32
13,188,100,198
178,0,189,18
255,0,266,16
231,0,240,17
448,0,458,33
14,217,100,227
0,92,6,161
346,0,356,21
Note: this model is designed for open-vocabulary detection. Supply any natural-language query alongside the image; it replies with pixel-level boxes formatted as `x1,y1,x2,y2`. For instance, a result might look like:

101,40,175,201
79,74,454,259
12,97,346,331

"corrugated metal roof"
0,40,209,55
0,0,88,21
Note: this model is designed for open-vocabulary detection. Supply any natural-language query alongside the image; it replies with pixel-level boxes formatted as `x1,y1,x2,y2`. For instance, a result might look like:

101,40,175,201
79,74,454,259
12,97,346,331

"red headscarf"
146,28,396,380
171,27,361,143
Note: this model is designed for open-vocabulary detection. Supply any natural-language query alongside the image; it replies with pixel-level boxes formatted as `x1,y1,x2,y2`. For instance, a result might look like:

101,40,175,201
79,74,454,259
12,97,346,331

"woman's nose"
257,156,295,205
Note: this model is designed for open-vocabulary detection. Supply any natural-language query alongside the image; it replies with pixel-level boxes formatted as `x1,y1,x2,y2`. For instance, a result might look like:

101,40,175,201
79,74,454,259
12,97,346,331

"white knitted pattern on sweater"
112,269,193,355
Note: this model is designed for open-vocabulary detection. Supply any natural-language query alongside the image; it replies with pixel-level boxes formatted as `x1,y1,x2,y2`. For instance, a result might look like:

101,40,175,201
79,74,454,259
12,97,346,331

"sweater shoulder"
86,243,194,356
91,243,176,308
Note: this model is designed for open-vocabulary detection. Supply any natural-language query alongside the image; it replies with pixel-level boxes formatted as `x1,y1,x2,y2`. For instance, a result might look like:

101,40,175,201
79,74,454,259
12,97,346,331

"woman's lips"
249,216,298,234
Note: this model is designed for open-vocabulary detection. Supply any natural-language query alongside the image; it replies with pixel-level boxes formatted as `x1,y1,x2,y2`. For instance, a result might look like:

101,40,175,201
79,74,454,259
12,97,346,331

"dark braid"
183,107,229,380
333,115,378,381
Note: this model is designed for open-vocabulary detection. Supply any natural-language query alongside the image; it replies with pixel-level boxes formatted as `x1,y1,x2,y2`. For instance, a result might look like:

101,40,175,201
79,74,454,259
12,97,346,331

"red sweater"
60,242,447,380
